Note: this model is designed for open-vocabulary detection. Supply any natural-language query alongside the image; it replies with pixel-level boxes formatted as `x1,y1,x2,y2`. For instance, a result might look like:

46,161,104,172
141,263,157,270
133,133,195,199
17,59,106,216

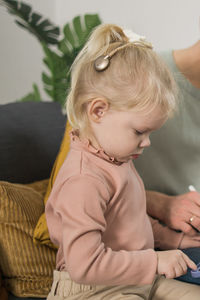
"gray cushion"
0,101,66,183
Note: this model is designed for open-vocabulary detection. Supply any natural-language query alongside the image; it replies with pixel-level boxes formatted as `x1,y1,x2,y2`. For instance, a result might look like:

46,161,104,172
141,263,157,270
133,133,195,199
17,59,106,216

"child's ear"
87,98,109,122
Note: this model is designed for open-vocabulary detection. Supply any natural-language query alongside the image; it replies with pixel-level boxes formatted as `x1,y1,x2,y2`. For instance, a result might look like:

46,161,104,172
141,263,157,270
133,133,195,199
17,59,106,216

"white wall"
0,0,200,104
0,0,56,104
57,0,200,50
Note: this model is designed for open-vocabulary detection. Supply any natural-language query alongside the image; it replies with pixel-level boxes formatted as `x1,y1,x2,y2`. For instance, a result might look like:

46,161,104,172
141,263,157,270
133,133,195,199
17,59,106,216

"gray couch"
0,101,66,300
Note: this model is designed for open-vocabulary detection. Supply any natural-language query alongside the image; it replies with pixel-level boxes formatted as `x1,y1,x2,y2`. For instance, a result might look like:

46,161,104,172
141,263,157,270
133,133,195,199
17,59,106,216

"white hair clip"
123,29,146,43
123,28,153,49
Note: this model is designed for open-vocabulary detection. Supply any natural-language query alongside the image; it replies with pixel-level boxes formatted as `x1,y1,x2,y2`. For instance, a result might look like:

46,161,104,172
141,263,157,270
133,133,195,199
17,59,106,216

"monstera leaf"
0,0,102,105
18,83,41,102
59,14,101,61
0,0,60,44
42,44,69,105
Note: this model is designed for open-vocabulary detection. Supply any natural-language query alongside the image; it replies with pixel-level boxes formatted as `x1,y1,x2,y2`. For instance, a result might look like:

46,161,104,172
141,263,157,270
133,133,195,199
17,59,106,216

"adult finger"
180,221,199,236
190,191,200,207
188,215,200,232
192,235,200,241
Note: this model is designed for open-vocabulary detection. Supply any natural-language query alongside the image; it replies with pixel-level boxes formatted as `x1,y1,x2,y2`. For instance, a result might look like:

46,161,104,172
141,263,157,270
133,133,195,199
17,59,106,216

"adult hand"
179,233,200,249
164,191,200,235
146,190,200,235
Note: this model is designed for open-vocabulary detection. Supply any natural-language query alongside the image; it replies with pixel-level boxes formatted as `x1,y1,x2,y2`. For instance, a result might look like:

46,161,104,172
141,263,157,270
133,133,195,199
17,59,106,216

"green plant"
0,0,102,106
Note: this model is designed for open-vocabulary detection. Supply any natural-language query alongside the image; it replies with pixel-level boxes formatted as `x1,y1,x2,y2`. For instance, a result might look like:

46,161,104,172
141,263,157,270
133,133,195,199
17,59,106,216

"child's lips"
131,154,140,159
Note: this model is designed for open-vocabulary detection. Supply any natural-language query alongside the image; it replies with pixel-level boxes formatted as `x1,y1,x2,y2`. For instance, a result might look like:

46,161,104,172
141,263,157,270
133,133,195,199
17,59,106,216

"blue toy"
191,263,200,278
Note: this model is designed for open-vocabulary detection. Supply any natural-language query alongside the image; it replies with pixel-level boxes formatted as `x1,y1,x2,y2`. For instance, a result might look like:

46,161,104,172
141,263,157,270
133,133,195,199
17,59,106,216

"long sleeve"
47,175,157,286
149,216,184,250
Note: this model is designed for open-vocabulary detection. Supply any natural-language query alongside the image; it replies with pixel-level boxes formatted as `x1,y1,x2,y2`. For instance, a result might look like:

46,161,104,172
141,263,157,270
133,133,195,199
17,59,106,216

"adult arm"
146,190,200,235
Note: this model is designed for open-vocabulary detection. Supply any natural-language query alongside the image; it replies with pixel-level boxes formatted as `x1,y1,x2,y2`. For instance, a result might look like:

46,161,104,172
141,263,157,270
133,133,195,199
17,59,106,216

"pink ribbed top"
45,132,183,286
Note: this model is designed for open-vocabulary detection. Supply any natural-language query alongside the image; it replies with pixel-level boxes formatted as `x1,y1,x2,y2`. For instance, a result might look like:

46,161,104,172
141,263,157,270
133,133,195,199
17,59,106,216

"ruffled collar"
70,130,123,165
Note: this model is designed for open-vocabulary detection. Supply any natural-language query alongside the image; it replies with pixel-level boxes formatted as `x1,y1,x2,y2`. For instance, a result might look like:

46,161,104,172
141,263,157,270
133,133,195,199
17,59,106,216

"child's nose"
140,136,151,148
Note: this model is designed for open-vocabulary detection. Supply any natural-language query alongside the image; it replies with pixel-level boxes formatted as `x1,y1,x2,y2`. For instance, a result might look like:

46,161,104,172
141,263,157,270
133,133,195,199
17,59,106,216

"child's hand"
179,233,200,249
156,250,197,278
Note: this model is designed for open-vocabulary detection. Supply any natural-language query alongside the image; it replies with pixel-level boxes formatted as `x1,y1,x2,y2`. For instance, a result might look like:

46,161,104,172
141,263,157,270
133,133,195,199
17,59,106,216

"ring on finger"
189,216,195,223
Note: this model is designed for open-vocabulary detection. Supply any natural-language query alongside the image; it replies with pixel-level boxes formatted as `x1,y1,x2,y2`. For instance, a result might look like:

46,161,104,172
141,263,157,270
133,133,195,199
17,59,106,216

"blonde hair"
66,24,177,135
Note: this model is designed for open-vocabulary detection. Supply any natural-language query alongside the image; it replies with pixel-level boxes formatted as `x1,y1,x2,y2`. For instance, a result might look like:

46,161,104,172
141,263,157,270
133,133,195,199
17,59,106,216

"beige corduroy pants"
47,270,200,300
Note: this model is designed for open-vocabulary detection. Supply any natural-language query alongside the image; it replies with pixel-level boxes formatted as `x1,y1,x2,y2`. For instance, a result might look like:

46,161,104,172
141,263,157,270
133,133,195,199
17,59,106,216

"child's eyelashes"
135,129,144,135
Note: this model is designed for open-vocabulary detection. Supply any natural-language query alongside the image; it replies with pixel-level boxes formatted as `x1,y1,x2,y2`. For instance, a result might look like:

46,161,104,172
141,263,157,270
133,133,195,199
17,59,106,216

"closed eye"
135,130,144,135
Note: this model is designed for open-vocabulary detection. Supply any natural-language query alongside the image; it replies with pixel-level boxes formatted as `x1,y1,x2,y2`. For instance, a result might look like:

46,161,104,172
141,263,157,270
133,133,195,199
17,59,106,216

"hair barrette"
94,28,152,72
94,55,110,72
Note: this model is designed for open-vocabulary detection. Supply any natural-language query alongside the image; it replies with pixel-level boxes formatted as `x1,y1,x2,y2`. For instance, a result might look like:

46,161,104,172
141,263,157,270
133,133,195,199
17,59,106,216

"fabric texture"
0,101,66,184
33,122,72,248
0,180,57,298
8,294,45,300
45,133,182,287
47,270,200,300
134,50,200,195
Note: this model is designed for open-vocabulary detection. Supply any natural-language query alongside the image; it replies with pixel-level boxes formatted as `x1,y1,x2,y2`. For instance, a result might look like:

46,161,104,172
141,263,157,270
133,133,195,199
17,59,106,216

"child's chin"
118,157,130,163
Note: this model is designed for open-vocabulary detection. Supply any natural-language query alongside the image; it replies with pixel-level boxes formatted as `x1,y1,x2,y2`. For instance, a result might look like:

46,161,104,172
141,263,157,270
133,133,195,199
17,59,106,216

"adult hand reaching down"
146,189,200,236
179,233,200,249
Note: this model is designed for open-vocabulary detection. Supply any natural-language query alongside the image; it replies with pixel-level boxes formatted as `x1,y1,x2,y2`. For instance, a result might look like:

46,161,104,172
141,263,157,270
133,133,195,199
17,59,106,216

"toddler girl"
46,24,200,299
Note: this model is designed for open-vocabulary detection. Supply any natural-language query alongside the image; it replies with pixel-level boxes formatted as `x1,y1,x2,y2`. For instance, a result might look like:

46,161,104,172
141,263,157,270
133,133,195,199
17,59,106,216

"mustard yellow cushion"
0,180,57,298
33,122,72,248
